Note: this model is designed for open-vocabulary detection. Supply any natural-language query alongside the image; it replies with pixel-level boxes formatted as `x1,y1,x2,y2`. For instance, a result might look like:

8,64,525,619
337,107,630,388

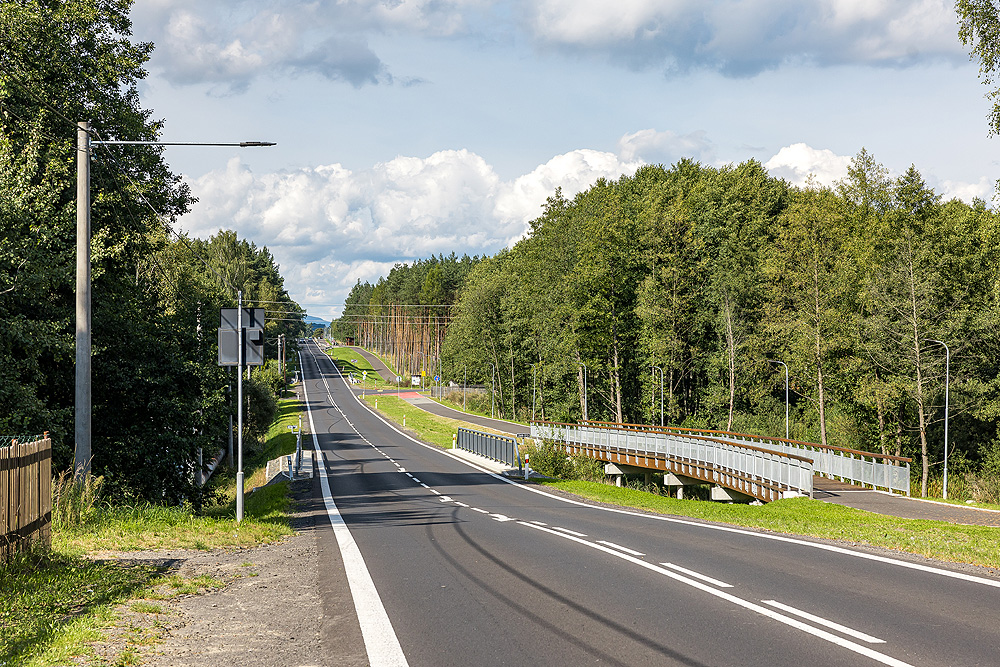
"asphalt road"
299,340,1000,667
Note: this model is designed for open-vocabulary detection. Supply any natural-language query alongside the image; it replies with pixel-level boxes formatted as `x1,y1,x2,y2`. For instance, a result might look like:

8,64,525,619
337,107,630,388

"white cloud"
764,143,996,203
936,176,995,203
524,0,962,75
131,0,964,92
617,129,715,164
764,143,852,186
132,0,481,89
178,147,641,316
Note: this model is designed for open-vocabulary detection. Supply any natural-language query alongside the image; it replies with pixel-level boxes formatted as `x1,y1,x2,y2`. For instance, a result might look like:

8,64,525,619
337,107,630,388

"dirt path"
85,478,367,666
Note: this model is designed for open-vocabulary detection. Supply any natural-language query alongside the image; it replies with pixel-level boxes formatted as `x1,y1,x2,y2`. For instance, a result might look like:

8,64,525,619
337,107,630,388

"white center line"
596,540,645,557
518,521,912,667
472,508,489,514
762,600,886,644
549,526,588,537
660,563,733,588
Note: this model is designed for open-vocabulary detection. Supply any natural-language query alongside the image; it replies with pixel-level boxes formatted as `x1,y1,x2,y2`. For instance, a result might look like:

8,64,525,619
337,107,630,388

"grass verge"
4,395,303,666
543,480,1000,569
361,395,465,448
325,346,397,391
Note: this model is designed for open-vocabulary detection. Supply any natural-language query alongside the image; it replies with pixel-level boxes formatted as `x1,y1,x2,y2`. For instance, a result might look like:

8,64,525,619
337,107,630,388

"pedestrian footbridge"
530,421,911,503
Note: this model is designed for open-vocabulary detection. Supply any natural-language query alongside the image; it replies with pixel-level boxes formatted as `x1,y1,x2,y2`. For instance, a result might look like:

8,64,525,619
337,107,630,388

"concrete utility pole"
73,124,274,483
74,122,91,477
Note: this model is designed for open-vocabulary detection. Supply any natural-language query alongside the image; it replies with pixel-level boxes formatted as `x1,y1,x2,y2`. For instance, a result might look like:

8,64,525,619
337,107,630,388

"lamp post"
767,359,789,440
651,366,664,427
74,122,274,482
578,363,588,422
463,364,467,412
924,339,950,499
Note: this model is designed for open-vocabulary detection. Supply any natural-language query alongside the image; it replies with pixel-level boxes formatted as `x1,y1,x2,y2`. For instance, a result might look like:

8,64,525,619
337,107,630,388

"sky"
127,0,998,322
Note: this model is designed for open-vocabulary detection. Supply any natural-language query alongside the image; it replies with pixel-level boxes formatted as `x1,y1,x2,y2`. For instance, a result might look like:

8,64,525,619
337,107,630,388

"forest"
0,1,306,501
334,155,1000,498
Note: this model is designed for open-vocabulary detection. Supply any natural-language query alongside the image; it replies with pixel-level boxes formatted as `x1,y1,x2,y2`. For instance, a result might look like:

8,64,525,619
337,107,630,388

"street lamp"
463,364,467,412
651,366,664,427
924,339,950,499
767,360,789,440
578,363,588,422
74,122,274,524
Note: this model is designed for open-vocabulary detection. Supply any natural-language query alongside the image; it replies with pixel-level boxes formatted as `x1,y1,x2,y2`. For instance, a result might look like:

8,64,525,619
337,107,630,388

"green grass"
6,394,305,666
325,346,397,391
0,549,166,666
362,395,466,448
543,480,1000,569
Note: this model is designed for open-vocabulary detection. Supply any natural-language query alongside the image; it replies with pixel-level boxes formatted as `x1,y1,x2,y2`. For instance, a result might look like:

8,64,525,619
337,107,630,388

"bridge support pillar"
711,485,755,503
606,462,658,488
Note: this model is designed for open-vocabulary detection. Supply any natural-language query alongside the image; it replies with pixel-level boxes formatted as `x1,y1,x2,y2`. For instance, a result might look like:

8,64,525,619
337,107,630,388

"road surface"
299,340,1000,667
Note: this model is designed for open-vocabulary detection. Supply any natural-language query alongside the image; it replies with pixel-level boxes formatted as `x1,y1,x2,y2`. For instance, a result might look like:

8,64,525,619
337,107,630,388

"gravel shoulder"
83,477,367,666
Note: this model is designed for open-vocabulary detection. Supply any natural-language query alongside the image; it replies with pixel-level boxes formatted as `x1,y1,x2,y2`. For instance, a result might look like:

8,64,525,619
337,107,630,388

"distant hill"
304,315,329,330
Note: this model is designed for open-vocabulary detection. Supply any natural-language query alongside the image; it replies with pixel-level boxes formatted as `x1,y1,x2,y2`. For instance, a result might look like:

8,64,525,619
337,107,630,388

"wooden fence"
1,434,52,561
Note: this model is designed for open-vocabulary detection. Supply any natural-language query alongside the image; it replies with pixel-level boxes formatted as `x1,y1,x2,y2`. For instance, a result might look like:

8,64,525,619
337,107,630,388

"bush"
244,377,278,453
255,359,287,398
521,440,606,482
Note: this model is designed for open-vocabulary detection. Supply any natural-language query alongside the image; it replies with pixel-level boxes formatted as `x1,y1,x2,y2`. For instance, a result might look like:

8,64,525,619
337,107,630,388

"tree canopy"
0,0,306,501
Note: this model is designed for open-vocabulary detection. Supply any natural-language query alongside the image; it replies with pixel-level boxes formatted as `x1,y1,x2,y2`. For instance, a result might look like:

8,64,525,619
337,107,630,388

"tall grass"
51,470,104,530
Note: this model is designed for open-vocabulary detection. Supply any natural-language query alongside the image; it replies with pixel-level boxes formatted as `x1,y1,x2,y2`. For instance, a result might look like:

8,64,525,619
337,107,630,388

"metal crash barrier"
456,427,522,469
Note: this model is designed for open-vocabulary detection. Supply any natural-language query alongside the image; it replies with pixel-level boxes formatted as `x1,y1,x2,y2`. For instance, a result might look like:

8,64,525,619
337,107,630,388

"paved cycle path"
814,477,1000,526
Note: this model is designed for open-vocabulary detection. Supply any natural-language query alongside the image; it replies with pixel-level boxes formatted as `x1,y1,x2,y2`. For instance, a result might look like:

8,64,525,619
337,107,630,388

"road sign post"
218,302,265,523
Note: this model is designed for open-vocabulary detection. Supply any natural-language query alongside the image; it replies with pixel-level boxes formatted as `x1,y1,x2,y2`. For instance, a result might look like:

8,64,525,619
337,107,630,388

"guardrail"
583,421,911,496
456,428,522,469
1,434,52,561
532,422,813,503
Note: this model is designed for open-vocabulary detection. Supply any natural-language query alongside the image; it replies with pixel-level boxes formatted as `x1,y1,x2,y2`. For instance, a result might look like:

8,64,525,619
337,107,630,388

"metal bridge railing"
456,428,522,469
579,421,911,496
532,422,813,500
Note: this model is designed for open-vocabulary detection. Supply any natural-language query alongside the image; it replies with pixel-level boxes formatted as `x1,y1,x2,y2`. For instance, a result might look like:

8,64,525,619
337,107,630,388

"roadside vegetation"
1,395,301,666
361,394,469,449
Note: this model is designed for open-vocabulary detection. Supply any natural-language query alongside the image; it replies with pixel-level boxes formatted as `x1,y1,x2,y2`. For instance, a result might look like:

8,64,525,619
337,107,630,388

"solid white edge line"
596,540,646,557
517,522,913,667
318,343,1000,589
300,349,408,667
660,562,733,588
762,600,886,644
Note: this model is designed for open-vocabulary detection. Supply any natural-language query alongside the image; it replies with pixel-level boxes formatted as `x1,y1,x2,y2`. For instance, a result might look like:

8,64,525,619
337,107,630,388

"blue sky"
128,0,997,321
